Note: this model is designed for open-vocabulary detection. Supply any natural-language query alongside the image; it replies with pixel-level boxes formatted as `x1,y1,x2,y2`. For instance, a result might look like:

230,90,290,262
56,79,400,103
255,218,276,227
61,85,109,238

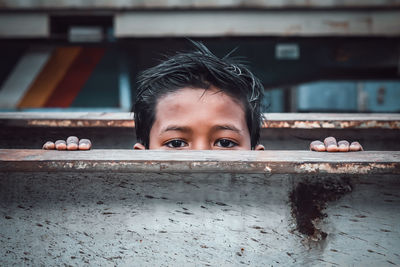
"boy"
43,42,362,152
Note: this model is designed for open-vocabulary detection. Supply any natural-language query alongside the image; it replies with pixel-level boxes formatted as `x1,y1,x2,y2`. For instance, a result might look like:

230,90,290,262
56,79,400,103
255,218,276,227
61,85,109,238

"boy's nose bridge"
192,144,212,150
191,138,212,150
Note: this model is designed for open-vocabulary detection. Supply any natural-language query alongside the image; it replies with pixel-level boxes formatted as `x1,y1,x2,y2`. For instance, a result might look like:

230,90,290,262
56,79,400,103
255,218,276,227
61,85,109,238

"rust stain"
26,119,400,129
324,20,349,30
285,25,302,35
290,179,352,241
27,119,135,128
294,162,399,175
2,116,399,129
263,120,400,129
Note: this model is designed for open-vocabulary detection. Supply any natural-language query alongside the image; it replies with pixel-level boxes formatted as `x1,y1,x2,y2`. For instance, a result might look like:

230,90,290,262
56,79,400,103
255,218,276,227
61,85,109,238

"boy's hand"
310,136,363,152
42,136,92,150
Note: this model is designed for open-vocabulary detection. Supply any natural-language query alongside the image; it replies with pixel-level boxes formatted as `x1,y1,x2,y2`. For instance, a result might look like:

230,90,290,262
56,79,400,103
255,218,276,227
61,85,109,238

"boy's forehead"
152,87,247,129
156,86,244,112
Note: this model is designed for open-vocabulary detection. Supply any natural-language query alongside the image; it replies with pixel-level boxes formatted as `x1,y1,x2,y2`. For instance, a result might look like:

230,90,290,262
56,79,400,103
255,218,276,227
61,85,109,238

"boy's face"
134,86,264,150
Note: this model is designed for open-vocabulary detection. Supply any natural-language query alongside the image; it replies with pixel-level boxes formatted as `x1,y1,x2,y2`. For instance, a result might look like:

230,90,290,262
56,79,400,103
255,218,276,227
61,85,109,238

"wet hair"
133,41,264,149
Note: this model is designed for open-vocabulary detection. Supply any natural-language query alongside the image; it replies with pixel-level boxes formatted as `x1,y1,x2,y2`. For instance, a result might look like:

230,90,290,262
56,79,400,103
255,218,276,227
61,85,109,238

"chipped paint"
4,118,400,129
27,119,135,128
294,162,399,174
264,165,272,173
264,120,400,129
1,113,399,129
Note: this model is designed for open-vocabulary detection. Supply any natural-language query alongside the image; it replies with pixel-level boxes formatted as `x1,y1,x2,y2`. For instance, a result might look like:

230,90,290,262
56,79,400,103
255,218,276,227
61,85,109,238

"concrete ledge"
1,0,400,9
1,112,399,129
1,149,399,174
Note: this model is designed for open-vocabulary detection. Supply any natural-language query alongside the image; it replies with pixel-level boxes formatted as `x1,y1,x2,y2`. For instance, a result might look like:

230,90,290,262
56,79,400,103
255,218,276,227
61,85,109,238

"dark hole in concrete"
290,178,352,239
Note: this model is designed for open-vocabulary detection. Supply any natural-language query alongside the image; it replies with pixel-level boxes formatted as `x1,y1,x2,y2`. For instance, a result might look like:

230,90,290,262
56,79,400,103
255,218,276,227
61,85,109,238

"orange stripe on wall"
45,47,105,107
18,47,82,108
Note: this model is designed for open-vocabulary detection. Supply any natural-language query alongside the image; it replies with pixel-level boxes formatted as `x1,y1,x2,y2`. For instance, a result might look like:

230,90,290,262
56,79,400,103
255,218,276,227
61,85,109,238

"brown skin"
43,137,92,150
43,86,362,151
310,137,363,152
78,139,92,150
134,86,264,150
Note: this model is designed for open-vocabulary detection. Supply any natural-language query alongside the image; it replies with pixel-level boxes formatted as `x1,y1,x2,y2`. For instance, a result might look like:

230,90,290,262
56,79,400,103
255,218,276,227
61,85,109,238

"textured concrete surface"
1,172,399,266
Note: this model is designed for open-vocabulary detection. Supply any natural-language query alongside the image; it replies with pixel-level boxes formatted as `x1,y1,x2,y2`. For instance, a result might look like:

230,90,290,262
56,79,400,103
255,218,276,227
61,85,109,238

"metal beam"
1,149,399,174
1,112,399,129
115,10,400,37
0,0,400,9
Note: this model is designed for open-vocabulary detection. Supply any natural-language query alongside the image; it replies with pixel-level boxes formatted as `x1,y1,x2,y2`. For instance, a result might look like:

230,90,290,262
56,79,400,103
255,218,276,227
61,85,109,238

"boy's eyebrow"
160,124,241,134
211,124,241,133
160,125,192,134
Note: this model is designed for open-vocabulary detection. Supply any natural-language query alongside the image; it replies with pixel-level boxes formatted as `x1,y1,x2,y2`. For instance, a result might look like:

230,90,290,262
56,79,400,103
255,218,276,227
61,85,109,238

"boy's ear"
254,144,265,150
133,143,146,150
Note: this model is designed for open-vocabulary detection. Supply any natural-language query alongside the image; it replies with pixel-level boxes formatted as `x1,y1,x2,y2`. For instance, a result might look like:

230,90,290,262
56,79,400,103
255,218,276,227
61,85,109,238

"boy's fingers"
324,136,339,152
311,138,363,152
42,141,55,150
66,136,79,151
79,139,92,150
310,140,326,152
43,137,91,151
350,141,363,151
66,136,78,143
55,140,67,150
337,140,350,152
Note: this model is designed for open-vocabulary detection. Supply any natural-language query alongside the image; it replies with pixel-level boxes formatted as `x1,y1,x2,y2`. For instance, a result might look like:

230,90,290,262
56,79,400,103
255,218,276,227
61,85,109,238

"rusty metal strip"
1,149,399,174
2,0,400,9
26,119,135,128
263,120,400,129
19,119,400,129
1,112,400,129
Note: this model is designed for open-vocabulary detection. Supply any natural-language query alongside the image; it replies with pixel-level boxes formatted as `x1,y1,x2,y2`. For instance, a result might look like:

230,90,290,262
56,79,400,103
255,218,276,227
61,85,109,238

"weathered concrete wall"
1,172,399,266
1,0,400,9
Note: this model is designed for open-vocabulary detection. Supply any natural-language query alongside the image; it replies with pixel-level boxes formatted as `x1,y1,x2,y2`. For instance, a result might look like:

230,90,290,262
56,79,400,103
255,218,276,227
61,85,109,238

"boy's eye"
165,139,187,148
215,139,238,148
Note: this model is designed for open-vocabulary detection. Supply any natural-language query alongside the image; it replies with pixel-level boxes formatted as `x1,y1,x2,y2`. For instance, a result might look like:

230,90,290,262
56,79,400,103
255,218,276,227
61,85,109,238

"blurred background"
0,0,399,113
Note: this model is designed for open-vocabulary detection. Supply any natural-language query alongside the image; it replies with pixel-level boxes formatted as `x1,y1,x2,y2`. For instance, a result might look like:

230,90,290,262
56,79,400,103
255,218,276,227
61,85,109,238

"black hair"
133,41,264,149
